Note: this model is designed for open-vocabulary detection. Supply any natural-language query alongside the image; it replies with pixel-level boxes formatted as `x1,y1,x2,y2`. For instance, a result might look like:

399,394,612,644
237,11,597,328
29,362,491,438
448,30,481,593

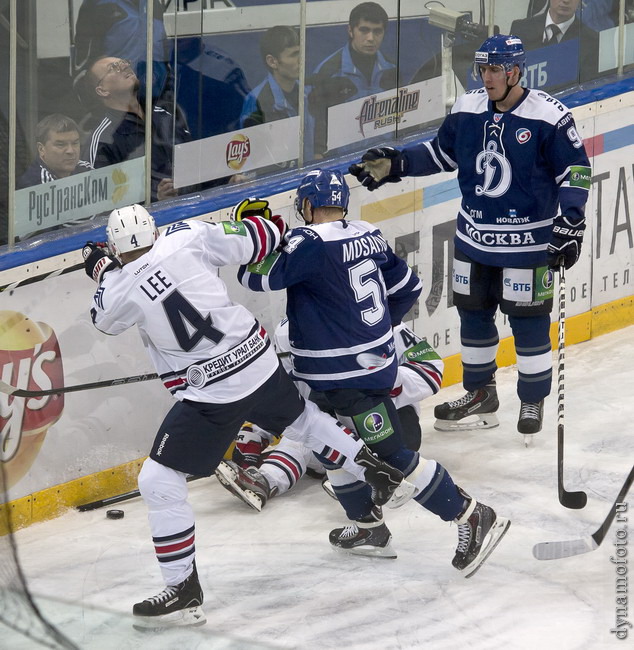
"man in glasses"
82,55,191,202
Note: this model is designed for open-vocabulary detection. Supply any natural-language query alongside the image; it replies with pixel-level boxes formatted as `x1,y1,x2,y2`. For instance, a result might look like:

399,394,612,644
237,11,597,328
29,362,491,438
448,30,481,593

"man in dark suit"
510,0,599,82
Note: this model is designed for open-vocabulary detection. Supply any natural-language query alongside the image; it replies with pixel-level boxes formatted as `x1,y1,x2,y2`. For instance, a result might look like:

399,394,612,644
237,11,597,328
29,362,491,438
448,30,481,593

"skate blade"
331,543,397,560
462,517,511,579
386,479,417,509
321,478,339,501
434,414,499,432
215,463,263,512
133,605,207,631
523,434,534,447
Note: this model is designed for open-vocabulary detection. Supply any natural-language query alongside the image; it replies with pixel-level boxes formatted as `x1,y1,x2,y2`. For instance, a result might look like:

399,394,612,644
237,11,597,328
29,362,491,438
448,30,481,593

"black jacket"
510,14,599,82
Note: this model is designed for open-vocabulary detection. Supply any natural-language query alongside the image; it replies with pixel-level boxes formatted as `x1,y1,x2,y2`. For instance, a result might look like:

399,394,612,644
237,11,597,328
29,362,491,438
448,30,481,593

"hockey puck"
106,509,124,520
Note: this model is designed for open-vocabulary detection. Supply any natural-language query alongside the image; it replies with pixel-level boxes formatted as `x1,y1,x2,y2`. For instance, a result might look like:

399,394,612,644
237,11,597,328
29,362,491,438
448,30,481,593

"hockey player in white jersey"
216,319,444,523
238,170,510,573
350,35,591,442
82,202,415,630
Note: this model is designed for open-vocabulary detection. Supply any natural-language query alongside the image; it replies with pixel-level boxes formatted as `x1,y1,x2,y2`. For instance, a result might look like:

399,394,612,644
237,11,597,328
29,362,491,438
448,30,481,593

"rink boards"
1,90,633,533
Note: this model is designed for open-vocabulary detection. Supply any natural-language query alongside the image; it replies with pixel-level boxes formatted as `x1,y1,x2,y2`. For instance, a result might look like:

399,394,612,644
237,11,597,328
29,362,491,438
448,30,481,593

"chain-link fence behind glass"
0,461,78,650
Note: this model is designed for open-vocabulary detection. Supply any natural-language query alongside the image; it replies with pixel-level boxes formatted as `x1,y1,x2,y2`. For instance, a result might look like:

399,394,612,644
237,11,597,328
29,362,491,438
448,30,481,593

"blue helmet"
295,169,350,220
473,34,526,76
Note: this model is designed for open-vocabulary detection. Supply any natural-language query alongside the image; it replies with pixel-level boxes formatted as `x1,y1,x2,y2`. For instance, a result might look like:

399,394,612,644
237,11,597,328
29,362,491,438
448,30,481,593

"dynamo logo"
516,128,531,144
363,412,384,434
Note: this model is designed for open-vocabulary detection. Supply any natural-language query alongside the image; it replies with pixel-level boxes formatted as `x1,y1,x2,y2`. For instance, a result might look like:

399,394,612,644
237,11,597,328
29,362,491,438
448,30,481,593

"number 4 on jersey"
163,290,225,352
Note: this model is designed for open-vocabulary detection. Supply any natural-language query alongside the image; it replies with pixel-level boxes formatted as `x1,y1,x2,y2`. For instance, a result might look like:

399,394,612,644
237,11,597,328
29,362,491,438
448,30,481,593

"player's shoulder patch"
222,220,247,236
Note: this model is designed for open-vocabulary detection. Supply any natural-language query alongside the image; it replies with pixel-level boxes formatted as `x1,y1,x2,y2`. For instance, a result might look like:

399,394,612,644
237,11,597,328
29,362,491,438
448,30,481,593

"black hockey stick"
556,262,588,509
533,464,634,560
0,373,159,398
77,475,204,511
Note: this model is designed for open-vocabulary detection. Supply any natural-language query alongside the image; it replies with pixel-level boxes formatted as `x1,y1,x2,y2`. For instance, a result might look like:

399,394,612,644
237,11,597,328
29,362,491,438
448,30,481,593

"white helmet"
106,204,158,260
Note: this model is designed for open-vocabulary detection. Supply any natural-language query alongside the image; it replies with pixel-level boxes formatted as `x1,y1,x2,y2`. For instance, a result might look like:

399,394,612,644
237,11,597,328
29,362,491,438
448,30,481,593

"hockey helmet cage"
473,34,526,77
107,204,159,260
294,169,350,220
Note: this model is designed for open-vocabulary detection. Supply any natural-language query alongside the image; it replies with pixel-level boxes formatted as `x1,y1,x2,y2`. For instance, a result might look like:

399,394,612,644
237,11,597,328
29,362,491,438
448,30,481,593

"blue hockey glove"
82,242,120,283
546,215,586,270
349,147,407,191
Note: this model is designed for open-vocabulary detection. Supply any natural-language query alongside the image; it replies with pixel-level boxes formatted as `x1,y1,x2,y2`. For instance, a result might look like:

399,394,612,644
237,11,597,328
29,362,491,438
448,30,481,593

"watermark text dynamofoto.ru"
611,501,630,640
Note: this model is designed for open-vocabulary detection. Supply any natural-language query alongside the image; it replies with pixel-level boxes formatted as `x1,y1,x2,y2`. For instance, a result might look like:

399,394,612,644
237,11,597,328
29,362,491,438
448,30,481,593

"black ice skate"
329,506,396,559
354,445,416,509
215,460,277,512
132,564,206,630
518,400,544,446
433,380,499,432
452,488,510,578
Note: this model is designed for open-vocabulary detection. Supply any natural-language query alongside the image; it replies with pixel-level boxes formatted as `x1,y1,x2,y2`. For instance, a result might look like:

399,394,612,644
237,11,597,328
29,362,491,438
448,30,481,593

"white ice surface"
6,325,634,650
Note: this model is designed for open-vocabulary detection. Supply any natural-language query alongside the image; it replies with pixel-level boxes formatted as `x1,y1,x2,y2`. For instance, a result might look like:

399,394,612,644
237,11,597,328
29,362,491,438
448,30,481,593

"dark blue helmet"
295,169,350,220
473,34,526,76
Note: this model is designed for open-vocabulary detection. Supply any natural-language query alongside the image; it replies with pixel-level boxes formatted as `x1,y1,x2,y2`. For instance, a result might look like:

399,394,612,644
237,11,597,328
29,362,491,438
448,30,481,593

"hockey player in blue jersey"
349,34,591,441
238,170,510,576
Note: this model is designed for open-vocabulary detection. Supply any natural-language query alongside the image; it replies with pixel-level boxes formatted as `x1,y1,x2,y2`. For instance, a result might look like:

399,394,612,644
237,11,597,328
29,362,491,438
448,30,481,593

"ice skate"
434,380,499,432
452,489,510,578
321,475,338,501
329,506,396,559
133,564,206,630
215,460,277,512
518,401,544,446
354,445,416,509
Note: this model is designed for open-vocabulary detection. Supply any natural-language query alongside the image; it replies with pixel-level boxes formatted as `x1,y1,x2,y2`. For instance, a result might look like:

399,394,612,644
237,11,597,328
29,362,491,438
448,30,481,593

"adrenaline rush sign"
327,77,445,150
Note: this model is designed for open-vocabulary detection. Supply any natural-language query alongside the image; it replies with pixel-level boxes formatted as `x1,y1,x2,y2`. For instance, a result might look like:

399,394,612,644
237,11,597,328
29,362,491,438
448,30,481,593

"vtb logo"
0,310,64,489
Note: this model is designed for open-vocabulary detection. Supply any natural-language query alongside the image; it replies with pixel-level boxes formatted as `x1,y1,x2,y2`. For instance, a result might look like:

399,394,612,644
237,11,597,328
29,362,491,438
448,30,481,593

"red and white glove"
82,242,120,283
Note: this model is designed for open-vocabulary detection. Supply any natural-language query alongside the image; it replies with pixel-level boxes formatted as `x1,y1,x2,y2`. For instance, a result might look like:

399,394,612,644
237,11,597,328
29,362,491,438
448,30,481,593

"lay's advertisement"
0,274,173,501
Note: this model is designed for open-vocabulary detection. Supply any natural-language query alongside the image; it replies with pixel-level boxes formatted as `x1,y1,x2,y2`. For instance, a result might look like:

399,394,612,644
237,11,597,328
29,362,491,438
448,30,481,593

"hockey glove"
231,197,272,221
241,213,288,242
349,147,407,191
546,215,586,270
82,242,121,284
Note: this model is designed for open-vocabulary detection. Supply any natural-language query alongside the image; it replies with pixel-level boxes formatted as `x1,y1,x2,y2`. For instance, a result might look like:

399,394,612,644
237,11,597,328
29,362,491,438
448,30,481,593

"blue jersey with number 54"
238,219,422,391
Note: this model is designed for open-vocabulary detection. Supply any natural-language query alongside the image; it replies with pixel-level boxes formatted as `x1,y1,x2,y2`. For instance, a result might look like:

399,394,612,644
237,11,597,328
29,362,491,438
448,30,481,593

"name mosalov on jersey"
357,87,420,136
27,176,109,225
342,233,388,263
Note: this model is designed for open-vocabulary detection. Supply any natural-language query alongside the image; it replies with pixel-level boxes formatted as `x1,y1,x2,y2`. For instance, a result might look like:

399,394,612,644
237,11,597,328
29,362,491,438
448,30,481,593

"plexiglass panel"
0,0,632,246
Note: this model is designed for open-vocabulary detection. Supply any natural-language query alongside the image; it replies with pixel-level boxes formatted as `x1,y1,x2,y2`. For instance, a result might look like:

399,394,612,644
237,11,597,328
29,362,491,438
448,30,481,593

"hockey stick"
76,475,204,512
0,262,83,293
556,262,588,509
533,464,634,560
0,373,159,398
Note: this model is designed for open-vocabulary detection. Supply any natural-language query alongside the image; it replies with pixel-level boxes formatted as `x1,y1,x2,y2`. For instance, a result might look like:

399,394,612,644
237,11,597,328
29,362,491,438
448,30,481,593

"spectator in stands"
526,0,619,30
510,0,599,81
17,114,91,190
307,2,397,158
80,56,189,202
73,0,173,112
240,26,301,128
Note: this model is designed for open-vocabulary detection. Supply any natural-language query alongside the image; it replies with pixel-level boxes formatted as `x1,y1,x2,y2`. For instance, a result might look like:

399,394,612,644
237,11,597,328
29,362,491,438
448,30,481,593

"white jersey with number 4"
90,218,282,403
